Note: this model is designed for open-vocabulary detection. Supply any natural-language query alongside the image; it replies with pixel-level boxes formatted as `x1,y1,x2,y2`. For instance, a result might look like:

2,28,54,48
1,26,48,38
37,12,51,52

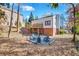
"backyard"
0,33,79,56
0,3,79,56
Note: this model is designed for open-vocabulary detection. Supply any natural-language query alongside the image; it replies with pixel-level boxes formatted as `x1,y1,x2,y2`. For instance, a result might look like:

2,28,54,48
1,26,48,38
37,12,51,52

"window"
45,20,51,26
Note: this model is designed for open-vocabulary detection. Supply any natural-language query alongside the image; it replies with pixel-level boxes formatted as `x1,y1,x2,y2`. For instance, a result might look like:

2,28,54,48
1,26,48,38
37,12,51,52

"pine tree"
28,12,34,22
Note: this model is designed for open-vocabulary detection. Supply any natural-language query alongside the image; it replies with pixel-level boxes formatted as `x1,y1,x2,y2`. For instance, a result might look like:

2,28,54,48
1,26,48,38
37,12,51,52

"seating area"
30,33,55,45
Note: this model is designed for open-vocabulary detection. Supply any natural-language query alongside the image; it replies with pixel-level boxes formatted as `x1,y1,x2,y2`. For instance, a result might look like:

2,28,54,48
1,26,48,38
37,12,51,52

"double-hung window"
45,20,51,26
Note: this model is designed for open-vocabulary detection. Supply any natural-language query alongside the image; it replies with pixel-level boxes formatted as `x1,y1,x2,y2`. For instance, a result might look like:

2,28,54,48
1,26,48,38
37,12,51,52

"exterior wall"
0,7,10,26
31,16,56,28
19,15,24,27
56,14,60,29
0,6,24,29
31,28,58,36
31,15,59,36
43,28,53,36
43,17,53,28
32,16,55,28
31,19,43,25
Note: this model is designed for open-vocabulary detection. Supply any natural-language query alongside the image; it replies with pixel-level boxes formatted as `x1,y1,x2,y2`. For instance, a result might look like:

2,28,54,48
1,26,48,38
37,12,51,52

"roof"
33,15,53,21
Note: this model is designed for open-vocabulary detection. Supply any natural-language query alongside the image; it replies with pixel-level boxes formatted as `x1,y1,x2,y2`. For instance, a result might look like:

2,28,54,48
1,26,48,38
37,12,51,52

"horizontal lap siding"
31,28,44,34
43,28,57,36
31,28,58,36
43,28,53,36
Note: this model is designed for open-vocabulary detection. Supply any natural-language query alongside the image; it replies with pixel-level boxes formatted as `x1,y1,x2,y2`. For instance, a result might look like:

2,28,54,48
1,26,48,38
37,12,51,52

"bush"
59,29,65,34
75,26,79,35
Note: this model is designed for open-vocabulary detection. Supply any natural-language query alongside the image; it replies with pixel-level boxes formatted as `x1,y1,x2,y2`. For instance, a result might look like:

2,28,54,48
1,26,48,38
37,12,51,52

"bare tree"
8,3,14,38
16,3,20,32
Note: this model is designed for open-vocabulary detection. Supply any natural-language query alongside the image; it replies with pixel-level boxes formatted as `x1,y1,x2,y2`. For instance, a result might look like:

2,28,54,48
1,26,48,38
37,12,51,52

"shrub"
59,29,65,34
75,26,79,35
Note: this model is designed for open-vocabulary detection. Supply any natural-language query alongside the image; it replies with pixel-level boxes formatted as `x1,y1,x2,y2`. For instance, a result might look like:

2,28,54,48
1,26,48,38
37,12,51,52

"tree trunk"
8,3,14,38
16,3,20,32
70,3,76,42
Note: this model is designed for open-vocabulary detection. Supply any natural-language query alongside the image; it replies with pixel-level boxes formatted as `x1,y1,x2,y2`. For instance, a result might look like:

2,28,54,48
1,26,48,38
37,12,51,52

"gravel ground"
0,36,79,56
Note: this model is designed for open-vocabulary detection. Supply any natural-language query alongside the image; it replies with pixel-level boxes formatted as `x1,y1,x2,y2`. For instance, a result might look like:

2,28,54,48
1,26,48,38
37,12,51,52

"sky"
12,3,70,21
9,3,73,28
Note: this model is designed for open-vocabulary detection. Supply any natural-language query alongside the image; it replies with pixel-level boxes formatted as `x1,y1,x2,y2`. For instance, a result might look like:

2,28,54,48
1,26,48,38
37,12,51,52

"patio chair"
30,33,40,44
30,33,55,45
40,35,55,45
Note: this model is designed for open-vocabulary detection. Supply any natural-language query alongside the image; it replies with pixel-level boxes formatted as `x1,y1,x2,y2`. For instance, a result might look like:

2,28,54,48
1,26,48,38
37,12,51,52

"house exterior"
0,5,24,31
31,15,60,36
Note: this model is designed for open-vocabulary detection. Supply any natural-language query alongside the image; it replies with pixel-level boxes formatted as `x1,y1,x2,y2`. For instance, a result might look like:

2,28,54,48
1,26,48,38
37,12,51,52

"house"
0,5,24,31
31,15,60,36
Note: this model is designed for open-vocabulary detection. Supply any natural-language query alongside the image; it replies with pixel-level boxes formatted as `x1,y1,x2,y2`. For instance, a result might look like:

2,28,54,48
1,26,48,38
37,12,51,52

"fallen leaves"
0,37,79,56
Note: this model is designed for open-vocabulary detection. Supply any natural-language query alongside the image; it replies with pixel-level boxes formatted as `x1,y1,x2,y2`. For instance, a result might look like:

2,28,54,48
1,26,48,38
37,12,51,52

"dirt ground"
0,33,79,56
